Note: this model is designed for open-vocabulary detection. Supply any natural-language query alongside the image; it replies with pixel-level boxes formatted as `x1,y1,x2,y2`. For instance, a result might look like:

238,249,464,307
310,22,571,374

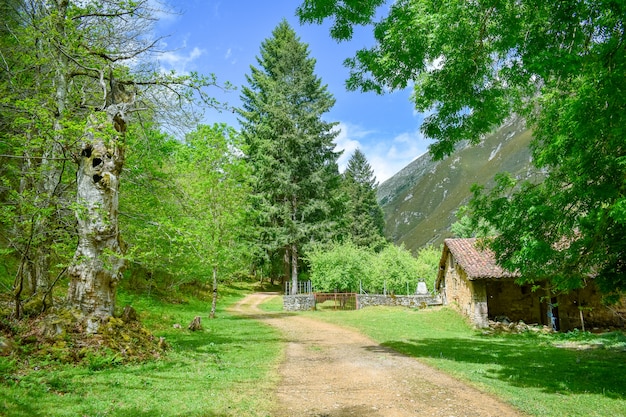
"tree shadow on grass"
381,337,626,399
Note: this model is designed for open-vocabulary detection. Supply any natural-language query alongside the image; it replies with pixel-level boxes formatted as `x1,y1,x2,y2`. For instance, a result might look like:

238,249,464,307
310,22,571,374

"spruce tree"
342,149,385,249
239,20,342,293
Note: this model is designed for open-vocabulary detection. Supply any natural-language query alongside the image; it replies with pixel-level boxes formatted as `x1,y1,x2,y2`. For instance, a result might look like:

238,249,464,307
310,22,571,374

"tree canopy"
0,0,223,327
298,1,626,298
238,20,343,293
307,241,438,294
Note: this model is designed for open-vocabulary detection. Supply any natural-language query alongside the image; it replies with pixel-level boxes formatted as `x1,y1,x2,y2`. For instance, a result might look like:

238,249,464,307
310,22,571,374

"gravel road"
230,292,526,417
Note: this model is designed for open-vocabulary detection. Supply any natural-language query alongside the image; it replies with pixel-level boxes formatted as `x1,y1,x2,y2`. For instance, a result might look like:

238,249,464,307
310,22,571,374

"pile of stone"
485,316,553,334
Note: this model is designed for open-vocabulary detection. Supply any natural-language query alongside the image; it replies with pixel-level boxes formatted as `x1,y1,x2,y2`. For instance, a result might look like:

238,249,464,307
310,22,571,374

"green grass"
0,283,283,417
3,289,625,417
257,293,284,313
301,305,626,417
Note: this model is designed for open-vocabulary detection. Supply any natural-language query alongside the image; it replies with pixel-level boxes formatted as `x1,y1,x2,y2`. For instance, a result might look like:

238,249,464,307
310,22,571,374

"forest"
1,0,625,404
0,0,441,358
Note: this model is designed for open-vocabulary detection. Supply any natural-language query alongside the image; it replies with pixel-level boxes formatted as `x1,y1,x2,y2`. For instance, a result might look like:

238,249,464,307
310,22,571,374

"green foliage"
307,241,375,292
120,123,251,290
297,0,386,41
414,244,442,290
450,206,498,239
371,244,421,294
0,0,227,320
300,0,626,297
341,149,386,249
0,357,17,379
84,349,124,372
239,20,343,285
307,241,439,294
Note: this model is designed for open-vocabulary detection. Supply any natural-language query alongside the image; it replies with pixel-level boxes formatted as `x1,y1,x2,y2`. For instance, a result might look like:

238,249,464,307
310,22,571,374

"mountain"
377,116,538,251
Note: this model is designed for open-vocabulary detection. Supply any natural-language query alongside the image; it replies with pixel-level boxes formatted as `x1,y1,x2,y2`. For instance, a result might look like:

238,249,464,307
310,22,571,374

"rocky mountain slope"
377,116,539,251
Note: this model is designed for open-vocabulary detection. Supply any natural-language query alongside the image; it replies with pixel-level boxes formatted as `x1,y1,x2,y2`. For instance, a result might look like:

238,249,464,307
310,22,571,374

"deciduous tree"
298,1,626,298
172,124,251,318
1,1,223,330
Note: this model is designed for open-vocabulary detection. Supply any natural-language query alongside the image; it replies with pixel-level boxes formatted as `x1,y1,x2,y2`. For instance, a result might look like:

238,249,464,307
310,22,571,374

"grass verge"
0,282,282,417
300,304,626,417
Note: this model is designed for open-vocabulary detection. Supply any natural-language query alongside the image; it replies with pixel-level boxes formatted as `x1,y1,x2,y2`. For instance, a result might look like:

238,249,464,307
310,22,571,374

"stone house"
435,238,625,331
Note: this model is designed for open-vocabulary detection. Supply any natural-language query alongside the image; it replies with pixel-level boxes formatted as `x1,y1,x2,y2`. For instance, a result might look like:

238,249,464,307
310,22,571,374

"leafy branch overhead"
299,0,626,297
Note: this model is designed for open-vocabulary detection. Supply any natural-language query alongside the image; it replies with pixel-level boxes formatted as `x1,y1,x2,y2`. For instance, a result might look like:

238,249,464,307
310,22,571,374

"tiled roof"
444,238,519,280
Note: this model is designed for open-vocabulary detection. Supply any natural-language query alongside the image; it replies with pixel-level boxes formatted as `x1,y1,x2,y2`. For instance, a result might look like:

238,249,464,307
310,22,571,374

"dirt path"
230,293,526,417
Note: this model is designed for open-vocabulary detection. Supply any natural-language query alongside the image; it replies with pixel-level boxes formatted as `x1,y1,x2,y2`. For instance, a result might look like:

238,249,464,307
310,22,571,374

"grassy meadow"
2,288,625,417
0,283,283,417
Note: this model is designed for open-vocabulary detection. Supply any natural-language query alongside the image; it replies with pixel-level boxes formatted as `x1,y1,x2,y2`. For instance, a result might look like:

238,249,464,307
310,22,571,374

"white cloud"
224,47,238,65
158,46,205,73
333,122,432,184
332,122,370,172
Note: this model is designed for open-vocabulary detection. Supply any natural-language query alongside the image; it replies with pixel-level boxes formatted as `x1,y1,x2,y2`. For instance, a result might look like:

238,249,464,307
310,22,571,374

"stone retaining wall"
356,294,442,309
283,294,316,311
283,293,442,311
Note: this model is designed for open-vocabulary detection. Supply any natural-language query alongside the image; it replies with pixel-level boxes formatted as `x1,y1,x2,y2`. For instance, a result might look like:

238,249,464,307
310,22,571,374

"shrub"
371,244,421,295
306,242,374,293
307,242,440,295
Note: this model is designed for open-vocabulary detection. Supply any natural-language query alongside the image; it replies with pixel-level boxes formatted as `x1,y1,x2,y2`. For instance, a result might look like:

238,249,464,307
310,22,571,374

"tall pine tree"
239,20,342,293
342,149,385,249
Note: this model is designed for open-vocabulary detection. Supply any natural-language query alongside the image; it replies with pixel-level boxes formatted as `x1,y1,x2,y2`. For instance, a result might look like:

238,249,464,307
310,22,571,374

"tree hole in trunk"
93,174,102,183
81,146,92,158
92,157,102,167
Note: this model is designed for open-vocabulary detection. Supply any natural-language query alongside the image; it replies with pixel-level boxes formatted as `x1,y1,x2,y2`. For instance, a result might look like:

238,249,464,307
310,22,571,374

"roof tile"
444,238,519,280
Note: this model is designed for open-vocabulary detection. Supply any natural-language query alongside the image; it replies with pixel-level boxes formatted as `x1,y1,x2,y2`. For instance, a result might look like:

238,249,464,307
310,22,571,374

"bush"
306,242,374,293
371,244,421,295
307,242,441,295
415,245,442,291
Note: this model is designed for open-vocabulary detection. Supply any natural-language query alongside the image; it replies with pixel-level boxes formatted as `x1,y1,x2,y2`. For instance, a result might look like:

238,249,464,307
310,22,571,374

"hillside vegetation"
377,116,537,251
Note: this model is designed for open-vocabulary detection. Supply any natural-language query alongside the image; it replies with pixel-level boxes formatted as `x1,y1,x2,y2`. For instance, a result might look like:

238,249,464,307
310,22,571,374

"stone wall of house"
557,286,626,331
283,294,315,311
356,294,442,309
486,281,545,325
441,255,488,327
485,280,626,331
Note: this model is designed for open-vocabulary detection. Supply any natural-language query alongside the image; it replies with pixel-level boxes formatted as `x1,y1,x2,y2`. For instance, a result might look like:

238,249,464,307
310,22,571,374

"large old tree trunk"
67,107,126,333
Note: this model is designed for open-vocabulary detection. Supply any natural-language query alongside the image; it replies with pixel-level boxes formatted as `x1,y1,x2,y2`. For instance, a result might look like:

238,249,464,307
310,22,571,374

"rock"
416,282,429,295
158,337,167,350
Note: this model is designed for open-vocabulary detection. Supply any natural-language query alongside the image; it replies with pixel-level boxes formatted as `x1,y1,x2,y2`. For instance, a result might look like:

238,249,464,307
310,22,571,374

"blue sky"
155,0,431,183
